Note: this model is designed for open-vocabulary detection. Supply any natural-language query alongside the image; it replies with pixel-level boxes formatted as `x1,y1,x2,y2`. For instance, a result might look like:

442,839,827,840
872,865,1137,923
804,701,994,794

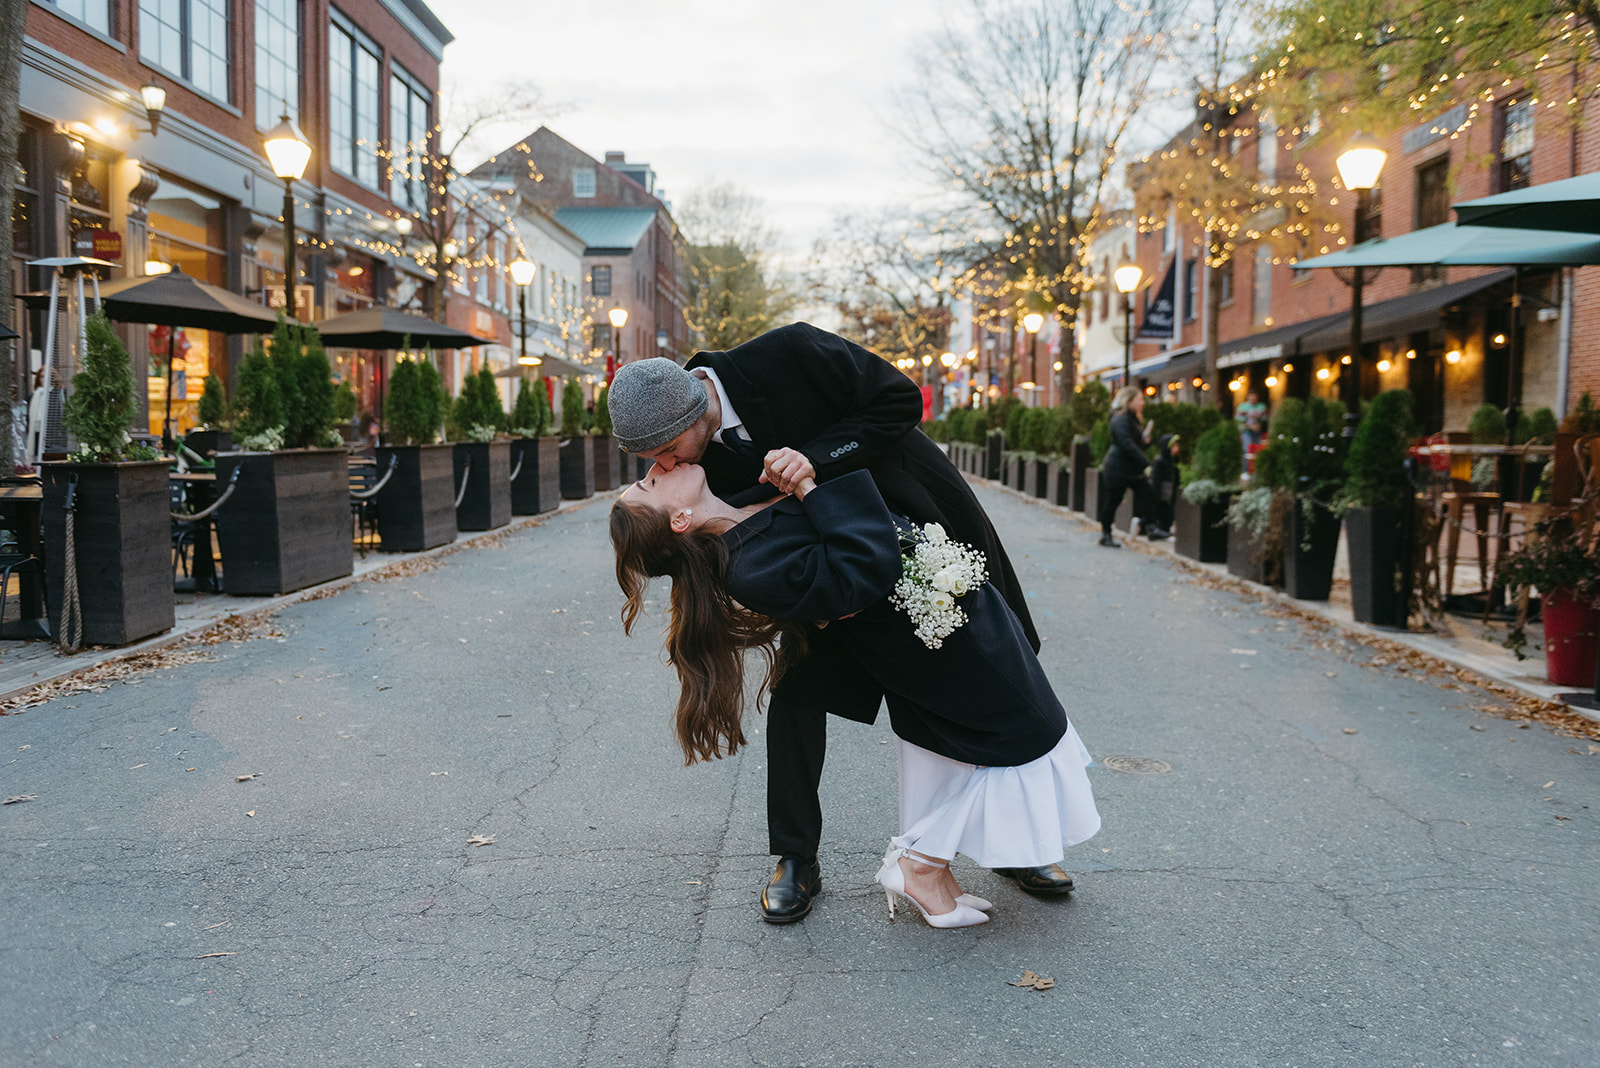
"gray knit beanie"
608,358,709,452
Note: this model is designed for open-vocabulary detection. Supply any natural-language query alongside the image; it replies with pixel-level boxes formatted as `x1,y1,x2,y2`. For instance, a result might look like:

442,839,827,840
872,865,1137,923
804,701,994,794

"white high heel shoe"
876,847,990,929
880,844,992,911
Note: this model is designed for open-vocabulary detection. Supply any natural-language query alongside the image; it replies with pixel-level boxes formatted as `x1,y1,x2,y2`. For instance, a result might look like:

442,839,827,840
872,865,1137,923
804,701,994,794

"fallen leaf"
1230,649,1257,656
1343,728,1358,735
245,810,256,818
202,921,229,931
193,952,236,959
1543,781,1555,789
235,774,259,782
3,794,36,804
1008,970,1055,991
466,834,495,847
1324,672,1337,678
130,763,148,769
1469,724,1485,732
1555,815,1571,821
684,880,702,885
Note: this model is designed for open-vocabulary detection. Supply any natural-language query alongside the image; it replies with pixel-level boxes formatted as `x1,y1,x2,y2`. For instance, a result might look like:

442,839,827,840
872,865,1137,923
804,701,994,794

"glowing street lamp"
263,111,312,313
607,306,628,384
1336,131,1387,434
510,258,538,367
1114,264,1143,383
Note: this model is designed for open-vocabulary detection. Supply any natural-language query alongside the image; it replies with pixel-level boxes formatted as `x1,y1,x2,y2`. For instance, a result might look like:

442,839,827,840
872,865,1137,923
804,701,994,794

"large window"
140,0,231,103
45,0,110,34
390,64,431,211
254,0,298,128
1413,157,1450,285
591,265,611,296
330,12,381,188
1498,100,1533,192
1183,258,1198,322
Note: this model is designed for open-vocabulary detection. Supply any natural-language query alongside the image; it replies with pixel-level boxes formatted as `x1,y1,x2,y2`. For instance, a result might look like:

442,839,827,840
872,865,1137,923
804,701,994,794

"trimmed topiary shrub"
64,313,144,462
198,372,228,429
1468,403,1506,445
561,378,585,437
1345,389,1418,509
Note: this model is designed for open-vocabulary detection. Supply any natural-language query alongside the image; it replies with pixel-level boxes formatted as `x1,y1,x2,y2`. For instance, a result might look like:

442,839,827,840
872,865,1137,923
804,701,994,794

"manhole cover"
1101,755,1173,775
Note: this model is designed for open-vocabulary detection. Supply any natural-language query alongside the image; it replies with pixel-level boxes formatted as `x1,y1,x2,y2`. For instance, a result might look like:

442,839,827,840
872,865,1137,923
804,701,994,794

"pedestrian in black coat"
607,324,1074,923
1097,386,1164,546
1148,432,1180,536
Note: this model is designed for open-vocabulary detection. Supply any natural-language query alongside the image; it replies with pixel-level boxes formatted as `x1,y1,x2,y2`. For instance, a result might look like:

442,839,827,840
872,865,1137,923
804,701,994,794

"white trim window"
254,0,298,127
140,0,232,104
330,11,382,189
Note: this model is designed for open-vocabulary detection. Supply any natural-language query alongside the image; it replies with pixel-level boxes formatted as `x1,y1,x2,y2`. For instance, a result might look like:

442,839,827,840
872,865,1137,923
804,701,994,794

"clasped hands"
759,447,817,498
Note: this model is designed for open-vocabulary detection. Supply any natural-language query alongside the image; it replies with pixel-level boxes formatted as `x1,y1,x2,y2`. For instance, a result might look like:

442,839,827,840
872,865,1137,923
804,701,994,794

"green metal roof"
551,207,657,252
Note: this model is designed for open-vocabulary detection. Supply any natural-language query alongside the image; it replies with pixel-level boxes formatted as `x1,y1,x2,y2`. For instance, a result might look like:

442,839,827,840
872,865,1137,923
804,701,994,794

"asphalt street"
2,482,1596,1067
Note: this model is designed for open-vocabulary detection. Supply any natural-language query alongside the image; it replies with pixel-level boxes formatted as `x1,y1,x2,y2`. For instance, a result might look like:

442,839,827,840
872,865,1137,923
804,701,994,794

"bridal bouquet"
888,523,988,649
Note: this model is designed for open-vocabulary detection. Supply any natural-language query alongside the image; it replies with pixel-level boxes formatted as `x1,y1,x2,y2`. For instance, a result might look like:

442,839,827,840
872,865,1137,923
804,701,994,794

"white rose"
923,522,948,544
949,574,969,596
932,567,958,592
927,589,953,612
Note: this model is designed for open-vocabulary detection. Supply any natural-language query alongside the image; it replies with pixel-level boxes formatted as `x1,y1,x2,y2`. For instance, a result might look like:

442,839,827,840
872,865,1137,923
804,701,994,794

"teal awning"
1453,171,1600,234
1294,222,1600,269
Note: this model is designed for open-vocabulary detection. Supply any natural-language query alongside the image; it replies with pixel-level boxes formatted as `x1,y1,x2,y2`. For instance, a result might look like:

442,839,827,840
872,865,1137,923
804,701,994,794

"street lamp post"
1022,313,1043,403
1114,264,1143,385
510,258,536,370
262,111,312,318
1335,131,1388,436
607,306,628,385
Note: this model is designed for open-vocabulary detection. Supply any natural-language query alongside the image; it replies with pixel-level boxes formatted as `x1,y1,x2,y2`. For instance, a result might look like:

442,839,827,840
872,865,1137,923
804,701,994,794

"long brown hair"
610,499,806,764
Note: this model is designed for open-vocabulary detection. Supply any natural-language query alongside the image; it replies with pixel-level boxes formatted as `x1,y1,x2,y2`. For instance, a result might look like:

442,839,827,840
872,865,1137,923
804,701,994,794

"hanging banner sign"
1138,261,1176,341
91,231,123,261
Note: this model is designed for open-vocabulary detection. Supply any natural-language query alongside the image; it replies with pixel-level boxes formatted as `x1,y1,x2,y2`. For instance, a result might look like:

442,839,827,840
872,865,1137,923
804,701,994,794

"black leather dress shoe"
994,864,1076,895
761,855,822,923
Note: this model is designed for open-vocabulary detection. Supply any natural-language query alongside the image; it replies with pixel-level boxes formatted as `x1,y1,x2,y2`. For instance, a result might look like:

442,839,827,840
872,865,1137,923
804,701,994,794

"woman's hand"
761,447,816,496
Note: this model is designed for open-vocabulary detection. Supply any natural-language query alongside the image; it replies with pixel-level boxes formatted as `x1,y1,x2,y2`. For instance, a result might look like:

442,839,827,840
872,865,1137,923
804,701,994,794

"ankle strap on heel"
888,846,948,869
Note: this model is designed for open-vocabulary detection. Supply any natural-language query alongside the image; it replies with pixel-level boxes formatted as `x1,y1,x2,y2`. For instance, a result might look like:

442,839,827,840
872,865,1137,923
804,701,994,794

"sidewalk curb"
0,491,615,711
977,475,1600,725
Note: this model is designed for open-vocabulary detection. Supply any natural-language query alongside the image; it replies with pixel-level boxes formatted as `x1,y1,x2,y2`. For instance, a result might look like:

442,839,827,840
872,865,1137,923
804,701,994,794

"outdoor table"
170,471,219,593
0,482,48,639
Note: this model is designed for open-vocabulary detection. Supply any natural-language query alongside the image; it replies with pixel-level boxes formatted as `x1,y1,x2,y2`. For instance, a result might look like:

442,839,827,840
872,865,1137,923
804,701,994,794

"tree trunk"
0,0,25,473
1056,309,1078,398
1204,252,1223,398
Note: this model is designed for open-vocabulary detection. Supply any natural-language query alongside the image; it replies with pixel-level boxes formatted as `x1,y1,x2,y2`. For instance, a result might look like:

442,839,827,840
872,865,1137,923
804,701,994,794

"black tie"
722,431,757,457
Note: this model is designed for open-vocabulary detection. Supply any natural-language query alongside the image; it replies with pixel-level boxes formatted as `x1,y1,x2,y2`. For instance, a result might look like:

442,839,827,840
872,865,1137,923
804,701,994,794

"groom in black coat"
608,322,1075,922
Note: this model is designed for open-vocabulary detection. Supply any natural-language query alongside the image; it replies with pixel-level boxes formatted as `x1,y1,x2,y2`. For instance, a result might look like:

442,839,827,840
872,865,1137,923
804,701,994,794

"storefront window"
255,0,299,127
330,12,382,188
140,0,232,104
68,147,113,260
147,183,227,440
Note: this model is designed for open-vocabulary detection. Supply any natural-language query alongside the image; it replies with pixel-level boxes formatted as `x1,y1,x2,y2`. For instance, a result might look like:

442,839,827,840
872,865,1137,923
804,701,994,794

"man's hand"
760,447,816,495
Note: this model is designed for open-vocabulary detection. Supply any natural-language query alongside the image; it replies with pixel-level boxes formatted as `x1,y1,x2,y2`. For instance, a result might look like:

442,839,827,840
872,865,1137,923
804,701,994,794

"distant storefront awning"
1216,312,1347,369
1130,344,1205,383
1294,223,1600,269
1296,269,1513,353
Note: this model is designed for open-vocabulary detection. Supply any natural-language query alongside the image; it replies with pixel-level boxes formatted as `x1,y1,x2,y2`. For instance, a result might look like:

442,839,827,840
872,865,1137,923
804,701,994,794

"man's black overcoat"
685,322,1039,726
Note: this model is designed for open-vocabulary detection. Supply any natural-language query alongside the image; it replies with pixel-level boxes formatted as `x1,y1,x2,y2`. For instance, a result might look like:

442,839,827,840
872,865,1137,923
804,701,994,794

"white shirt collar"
693,367,746,443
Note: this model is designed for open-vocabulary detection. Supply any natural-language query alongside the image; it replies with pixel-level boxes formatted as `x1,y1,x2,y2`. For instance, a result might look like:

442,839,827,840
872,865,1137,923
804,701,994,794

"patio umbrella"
313,307,492,350
1452,172,1600,234
24,266,285,448
1294,222,1600,269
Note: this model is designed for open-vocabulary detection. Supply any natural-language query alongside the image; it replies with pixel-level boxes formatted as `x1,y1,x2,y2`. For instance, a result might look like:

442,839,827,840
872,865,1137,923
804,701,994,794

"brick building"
1113,88,1600,430
10,0,496,439
471,128,691,377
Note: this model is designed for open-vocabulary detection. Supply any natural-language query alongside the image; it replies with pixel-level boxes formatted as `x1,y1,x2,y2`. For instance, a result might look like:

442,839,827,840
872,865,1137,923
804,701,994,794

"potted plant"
185,372,232,460
591,383,623,491
1041,407,1076,506
1081,416,1114,525
509,376,561,515
1496,521,1600,686
1344,389,1418,627
1175,420,1242,563
558,378,595,499
1015,406,1053,498
450,364,511,532
1255,397,1347,599
375,354,457,551
42,312,172,647
213,319,353,596
1066,383,1110,511
333,378,359,443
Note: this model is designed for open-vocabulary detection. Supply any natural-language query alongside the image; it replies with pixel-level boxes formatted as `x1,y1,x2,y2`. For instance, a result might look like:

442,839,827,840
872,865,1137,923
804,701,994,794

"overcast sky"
437,0,945,260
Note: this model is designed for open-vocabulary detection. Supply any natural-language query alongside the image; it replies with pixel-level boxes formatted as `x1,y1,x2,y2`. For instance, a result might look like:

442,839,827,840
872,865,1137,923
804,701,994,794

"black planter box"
984,431,1004,480
510,438,561,515
633,454,654,481
1083,468,1101,523
560,437,595,499
375,443,459,552
1347,505,1409,626
184,429,232,461
1283,500,1342,601
591,433,622,491
1070,441,1092,512
213,449,354,596
1174,493,1231,563
1226,518,1276,586
1114,486,1135,533
43,460,174,646
1001,454,1023,489
453,441,511,532
1023,458,1046,498
1044,460,1071,506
